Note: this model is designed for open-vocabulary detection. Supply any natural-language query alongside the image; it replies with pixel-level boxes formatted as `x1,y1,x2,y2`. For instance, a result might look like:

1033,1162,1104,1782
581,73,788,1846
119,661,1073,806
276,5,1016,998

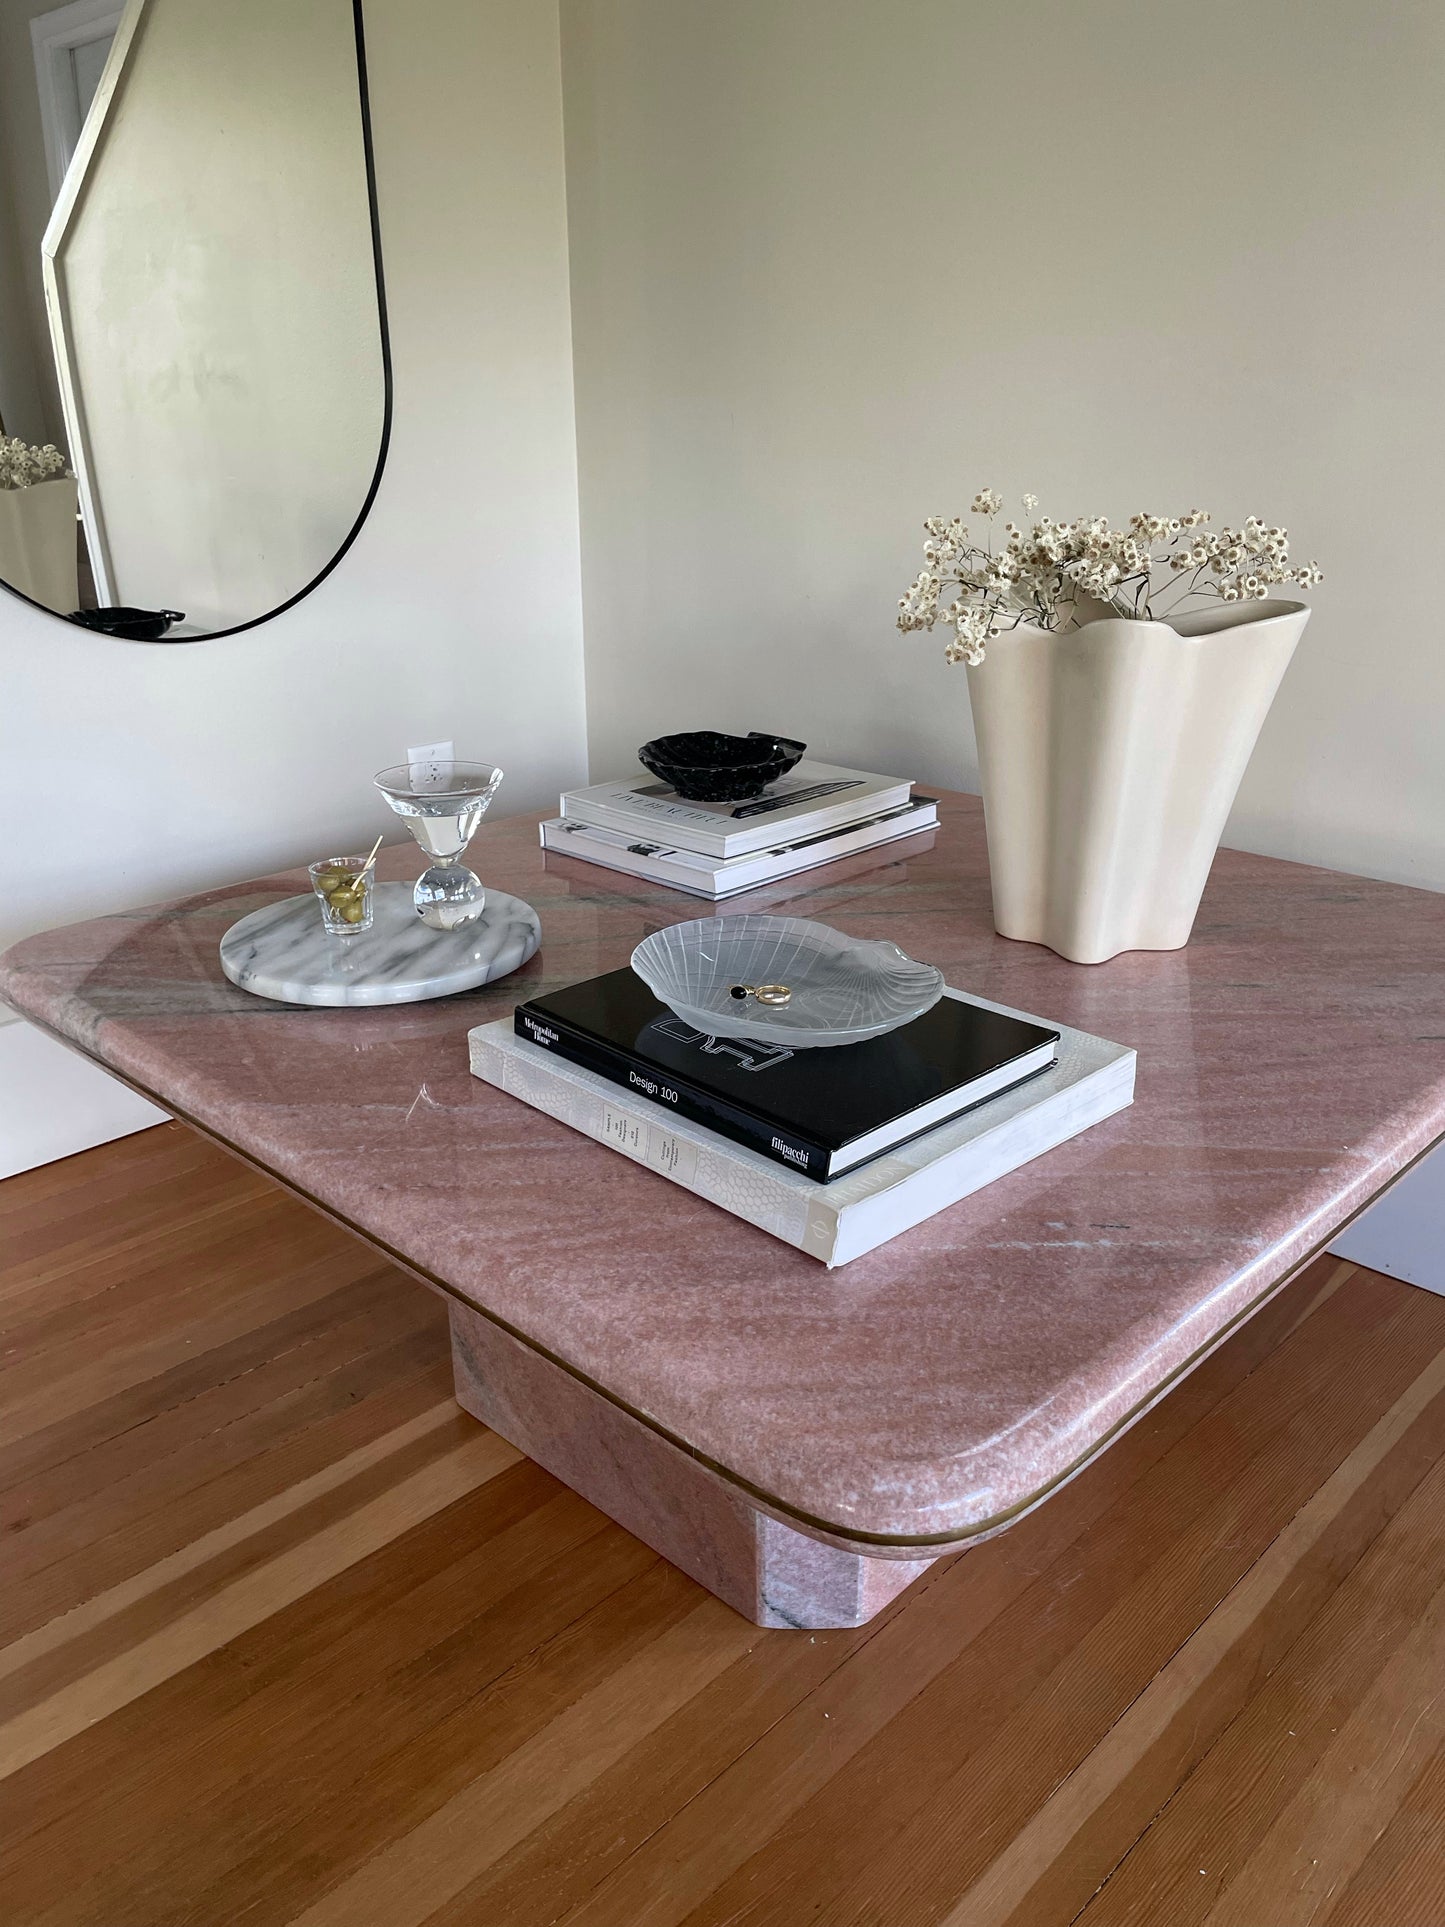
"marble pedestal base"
448,1302,937,1629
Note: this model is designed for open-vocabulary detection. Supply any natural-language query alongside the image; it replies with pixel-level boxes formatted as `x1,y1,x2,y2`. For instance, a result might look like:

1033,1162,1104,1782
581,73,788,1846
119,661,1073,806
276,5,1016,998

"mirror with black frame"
0,0,388,641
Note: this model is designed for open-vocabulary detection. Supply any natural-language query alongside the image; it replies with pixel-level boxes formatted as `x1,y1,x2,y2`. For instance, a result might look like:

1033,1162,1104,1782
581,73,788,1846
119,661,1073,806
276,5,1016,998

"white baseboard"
1330,1142,1445,1297
0,1017,168,1179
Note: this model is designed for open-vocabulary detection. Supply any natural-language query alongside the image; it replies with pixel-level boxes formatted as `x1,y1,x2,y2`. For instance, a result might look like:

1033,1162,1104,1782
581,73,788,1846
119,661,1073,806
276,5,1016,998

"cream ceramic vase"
0,475,80,612
966,598,1309,965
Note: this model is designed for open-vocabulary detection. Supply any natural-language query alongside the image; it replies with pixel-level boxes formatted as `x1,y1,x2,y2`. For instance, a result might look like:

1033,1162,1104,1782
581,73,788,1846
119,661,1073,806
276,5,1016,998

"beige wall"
51,0,385,629
0,0,71,444
0,0,587,959
562,0,1445,890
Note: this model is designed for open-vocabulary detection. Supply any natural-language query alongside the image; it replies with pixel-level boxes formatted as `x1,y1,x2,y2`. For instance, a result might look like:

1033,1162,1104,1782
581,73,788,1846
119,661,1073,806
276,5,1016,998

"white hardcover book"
558,760,913,859
469,991,1135,1267
539,797,939,898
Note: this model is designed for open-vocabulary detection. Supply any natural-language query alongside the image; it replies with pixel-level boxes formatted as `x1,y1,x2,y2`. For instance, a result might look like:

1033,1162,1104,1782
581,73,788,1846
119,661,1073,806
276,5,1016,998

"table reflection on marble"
2,797,1442,1627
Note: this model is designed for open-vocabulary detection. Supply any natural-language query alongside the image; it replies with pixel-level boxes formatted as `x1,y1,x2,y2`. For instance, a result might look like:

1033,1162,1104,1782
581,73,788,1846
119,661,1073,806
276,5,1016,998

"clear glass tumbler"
373,759,503,930
308,855,375,934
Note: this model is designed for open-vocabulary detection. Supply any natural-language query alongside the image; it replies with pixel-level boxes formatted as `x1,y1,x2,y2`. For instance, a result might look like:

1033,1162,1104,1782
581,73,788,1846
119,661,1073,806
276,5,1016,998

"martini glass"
374,759,504,931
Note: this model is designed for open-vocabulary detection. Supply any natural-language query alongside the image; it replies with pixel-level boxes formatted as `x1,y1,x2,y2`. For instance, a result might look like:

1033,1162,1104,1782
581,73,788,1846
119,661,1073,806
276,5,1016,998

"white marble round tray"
219,881,541,1006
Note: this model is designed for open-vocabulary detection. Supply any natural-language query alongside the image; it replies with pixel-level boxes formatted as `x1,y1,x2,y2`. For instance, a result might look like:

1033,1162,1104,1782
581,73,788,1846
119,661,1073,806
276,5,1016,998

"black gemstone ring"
728,982,791,1006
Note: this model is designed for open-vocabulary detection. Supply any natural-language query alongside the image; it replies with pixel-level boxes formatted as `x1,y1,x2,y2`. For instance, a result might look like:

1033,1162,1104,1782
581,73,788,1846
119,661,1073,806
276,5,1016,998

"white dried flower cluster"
898,492,1322,665
0,435,69,491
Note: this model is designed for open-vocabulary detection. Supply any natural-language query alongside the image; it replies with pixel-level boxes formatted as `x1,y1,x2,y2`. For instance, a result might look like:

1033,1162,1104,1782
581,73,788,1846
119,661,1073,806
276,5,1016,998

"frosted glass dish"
631,914,944,1048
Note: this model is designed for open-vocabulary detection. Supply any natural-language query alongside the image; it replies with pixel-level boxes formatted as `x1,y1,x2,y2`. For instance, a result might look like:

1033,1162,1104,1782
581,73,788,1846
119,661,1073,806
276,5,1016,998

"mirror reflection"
0,0,387,639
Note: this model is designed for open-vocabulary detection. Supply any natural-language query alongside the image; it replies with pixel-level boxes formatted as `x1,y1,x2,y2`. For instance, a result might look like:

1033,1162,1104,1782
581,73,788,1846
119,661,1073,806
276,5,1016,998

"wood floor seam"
1,1327,444,1557
0,1426,523,1779
537,1594,914,1927
0,1268,409,1485
0,1399,467,1684
931,1334,1445,1927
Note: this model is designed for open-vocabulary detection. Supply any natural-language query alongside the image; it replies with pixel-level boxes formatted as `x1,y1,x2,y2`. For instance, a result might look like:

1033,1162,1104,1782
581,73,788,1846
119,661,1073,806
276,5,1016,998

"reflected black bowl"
637,731,807,802
68,606,187,641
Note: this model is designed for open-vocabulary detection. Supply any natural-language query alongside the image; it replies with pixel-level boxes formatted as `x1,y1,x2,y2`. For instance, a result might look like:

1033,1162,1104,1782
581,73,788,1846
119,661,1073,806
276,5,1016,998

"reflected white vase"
0,476,79,612
966,598,1309,966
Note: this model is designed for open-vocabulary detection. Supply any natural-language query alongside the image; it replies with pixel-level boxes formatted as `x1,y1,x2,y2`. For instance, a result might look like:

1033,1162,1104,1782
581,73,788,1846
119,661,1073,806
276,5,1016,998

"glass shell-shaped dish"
630,914,945,1048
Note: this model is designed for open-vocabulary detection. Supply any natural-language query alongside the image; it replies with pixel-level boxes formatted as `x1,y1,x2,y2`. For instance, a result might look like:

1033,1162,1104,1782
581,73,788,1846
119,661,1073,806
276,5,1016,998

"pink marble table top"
4,794,1443,1547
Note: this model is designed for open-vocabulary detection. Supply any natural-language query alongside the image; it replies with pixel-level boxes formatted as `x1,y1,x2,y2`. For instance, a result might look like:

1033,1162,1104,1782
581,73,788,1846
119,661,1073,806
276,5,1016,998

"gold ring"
754,983,792,1006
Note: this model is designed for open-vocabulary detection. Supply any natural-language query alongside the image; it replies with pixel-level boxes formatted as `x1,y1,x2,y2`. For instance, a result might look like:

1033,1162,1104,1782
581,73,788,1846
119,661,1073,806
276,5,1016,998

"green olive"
316,869,346,890
340,900,366,924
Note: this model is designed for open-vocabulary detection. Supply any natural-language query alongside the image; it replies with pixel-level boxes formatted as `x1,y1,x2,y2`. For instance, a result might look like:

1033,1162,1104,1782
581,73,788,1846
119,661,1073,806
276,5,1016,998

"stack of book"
469,970,1136,1267
539,760,938,898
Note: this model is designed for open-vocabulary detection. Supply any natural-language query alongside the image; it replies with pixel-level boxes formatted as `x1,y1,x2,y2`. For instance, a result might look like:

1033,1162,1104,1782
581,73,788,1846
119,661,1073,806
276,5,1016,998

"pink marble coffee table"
3,795,1443,1628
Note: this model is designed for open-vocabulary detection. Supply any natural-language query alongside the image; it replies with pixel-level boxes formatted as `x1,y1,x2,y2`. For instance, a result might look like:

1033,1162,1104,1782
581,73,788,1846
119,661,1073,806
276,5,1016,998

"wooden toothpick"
346,834,385,894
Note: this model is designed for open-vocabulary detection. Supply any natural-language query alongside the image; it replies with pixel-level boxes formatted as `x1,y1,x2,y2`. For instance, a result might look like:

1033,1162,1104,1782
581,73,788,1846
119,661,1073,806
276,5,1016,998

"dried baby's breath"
0,435,69,491
898,494,1322,665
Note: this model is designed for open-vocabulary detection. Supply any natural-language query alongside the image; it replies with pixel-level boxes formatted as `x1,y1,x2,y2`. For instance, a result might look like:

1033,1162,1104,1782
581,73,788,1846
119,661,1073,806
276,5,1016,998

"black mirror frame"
0,0,392,644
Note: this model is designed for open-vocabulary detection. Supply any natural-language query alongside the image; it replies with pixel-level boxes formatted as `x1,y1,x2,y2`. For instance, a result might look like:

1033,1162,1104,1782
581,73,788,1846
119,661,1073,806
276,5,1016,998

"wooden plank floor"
4,1125,1445,1925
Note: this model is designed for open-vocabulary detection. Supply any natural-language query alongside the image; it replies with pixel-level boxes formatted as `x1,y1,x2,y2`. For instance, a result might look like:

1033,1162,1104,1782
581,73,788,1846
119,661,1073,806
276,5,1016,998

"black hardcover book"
513,968,1059,1181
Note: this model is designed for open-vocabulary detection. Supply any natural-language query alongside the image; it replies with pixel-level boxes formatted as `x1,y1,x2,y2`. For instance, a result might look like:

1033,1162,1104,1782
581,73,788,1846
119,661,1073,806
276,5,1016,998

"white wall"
0,0,588,1166
561,0,1445,893
50,0,386,629
0,1020,163,1180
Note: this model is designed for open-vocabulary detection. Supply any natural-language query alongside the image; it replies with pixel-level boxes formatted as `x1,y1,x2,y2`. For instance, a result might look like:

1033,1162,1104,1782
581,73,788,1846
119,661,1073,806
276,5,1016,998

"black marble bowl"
637,731,807,802
68,606,187,641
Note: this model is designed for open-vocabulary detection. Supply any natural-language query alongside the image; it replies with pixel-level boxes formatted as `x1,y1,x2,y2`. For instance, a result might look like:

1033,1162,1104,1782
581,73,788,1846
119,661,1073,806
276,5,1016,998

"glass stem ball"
411,860,486,931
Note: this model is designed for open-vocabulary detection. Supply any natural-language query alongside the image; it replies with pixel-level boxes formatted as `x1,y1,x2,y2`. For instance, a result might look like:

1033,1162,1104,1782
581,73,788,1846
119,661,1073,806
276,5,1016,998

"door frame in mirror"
31,0,126,202
11,0,392,643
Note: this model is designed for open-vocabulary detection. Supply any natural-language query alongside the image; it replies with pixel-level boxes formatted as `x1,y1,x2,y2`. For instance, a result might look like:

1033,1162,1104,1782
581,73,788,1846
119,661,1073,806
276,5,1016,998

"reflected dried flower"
0,436,69,491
